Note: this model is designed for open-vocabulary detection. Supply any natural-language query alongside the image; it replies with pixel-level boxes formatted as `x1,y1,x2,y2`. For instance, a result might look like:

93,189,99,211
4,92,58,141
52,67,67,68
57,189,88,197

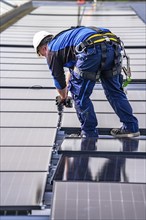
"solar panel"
0,147,52,171
31,7,136,15
0,127,56,146
0,70,50,78
59,137,146,154
82,16,145,28
1,63,49,71
0,100,57,112
1,57,46,64
0,88,58,100
31,5,81,15
51,181,146,220
0,78,54,87
0,1,145,217
61,112,146,129
0,88,145,101
1,71,142,81
63,101,146,114
0,47,34,53
53,154,146,183
0,112,58,127
0,172,47,209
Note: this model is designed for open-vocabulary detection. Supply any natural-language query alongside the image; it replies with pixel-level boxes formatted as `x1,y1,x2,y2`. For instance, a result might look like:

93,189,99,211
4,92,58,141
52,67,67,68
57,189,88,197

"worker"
33,26,140,138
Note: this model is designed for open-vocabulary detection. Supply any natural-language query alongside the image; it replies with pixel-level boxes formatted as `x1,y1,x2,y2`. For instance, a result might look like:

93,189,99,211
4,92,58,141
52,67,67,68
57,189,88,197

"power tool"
56,96,73,110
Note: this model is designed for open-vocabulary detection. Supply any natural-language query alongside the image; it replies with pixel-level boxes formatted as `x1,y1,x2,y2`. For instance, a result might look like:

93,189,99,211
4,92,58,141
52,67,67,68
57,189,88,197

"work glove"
56,96,73,108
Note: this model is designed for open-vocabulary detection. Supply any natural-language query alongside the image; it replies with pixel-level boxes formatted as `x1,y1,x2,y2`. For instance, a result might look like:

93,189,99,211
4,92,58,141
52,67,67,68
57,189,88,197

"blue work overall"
69,43,139,137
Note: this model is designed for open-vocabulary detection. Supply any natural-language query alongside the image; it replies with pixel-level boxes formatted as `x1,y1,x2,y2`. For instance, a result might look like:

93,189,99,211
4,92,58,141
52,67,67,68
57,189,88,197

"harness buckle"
103,36,110,42
75,42,85,53
86,38,93,45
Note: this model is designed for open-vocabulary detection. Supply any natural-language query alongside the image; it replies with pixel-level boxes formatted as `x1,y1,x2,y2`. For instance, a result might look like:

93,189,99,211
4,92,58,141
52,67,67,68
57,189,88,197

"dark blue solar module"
52,153,146,183
58,136,146,155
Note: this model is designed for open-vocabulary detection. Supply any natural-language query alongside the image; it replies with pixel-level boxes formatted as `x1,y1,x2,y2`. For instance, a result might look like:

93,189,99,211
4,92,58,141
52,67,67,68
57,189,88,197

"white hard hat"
33,31,52,53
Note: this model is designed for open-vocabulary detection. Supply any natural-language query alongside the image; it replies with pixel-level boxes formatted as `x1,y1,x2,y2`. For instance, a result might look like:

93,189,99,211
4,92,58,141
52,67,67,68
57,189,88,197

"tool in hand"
56,95,73,128
56,96,73,109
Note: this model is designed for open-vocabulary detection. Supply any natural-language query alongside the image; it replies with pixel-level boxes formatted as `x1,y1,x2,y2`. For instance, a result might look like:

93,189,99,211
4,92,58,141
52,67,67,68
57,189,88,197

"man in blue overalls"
33,26,140,138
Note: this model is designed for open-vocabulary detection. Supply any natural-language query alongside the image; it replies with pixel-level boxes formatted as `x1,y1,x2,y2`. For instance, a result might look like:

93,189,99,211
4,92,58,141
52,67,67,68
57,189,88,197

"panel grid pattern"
0,0,145,215
51,182,146,220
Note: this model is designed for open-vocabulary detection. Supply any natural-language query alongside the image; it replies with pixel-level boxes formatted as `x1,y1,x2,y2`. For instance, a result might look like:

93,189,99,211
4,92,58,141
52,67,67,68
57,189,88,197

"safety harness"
75,30,121,52
75,27,122,81
52,26,132,86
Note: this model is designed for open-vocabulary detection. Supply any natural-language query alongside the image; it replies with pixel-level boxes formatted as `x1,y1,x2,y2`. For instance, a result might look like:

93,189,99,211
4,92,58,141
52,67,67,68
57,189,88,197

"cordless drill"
56,96,73,113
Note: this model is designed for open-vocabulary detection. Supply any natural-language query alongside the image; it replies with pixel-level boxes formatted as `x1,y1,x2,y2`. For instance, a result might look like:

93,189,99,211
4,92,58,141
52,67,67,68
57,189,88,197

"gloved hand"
64,96,73,108
56,96,64,113
56,96,73,108
56,96,64,106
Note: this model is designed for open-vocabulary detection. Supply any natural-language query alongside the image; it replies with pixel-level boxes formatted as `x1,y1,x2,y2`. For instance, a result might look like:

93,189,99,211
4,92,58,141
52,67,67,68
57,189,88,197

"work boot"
111,127,140,138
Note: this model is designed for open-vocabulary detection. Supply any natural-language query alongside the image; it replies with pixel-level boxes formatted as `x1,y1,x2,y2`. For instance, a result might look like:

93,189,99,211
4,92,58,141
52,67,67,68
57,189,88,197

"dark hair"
39,35,54,47
37,35,54,54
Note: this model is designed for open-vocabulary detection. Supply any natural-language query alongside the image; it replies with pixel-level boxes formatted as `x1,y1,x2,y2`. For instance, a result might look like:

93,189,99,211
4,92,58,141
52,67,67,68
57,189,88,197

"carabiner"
75,42,85,53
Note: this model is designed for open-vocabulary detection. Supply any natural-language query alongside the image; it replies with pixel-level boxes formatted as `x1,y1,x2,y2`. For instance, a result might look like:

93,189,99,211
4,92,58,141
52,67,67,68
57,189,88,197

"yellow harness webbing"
87,32,120,44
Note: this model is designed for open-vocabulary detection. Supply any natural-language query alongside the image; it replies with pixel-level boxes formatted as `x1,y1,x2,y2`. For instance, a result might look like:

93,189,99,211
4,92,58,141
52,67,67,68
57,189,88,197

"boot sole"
111,131,140,138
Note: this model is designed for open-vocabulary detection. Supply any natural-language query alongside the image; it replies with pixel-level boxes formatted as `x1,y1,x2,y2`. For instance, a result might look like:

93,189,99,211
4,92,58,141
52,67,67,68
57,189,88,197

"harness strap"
112,44,122,75
78,32,120,52
75,42,121,81
100,43,107,71
74,67,100,81
97,42,121,78
102,66,121,78
74,27,122,81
